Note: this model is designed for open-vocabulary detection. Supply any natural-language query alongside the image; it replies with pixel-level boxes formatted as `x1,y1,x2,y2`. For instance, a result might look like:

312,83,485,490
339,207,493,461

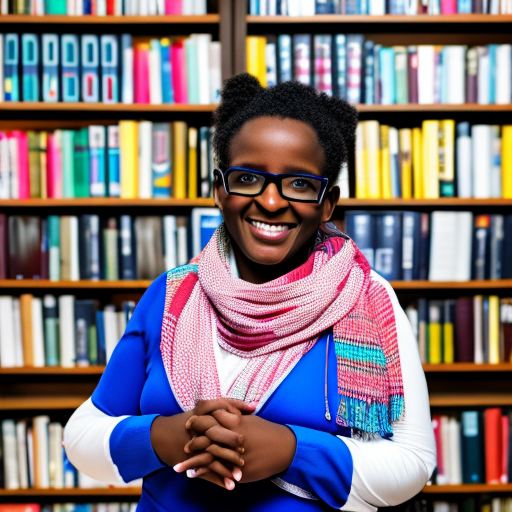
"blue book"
4,34,20,102
457,0,472,12
61,34,79,102
88,126,106,197
161,38,174,104
107,125,120,197
101,35,119,104
472,215,491,280
489,214,504,279
488,44,497,104
333,34,346,100
96,310,106,366
374,211,402,281
461,411,484,484
315,0,336,13
402,211,421,281
75,300,92,366
63,449,78,487
22,34,39,102
277,35,292,83
379,47,395,105
502,215,512,279
78,215,101,280
83,0,92,14
250,0,259,14
42,34,59,102
419,213,430,281
152,123,171,198
121,34,133,104
364,39,374,105
344,211,375,268
81,35,100,103
389,0,405,13
191,208,223,256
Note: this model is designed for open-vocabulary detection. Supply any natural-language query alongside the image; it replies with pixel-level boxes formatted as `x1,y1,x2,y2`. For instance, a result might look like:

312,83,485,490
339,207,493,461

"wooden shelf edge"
0,14,219,23
247,14,512,23
0,397,90,410
0,198,216,207
0,488,142,496
422,484,512,493
0,280,152,289
337,198,512,206
429,395,512,406
390,279,512,289
423,363,512,372
0,103,218,112
0,366,105,375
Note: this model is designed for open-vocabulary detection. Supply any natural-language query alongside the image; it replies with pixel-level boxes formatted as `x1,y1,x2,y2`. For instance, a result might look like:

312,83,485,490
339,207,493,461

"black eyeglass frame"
214,167,330,204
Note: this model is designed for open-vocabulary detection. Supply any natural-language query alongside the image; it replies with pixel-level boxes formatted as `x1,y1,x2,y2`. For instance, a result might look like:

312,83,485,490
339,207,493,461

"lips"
246,218,297,240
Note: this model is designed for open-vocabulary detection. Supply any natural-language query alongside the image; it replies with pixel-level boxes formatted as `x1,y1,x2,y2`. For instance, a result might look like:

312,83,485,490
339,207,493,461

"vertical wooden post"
233,0,248,75
219,0,234,82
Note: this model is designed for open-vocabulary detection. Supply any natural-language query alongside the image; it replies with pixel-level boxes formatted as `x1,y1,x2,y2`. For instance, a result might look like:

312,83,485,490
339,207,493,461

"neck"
231,235,316,285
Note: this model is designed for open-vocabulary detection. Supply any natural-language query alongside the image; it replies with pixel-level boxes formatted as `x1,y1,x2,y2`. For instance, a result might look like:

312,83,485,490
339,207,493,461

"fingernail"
186,469,197,478
225,478,235,490
232,469,242,482
173,463,184,473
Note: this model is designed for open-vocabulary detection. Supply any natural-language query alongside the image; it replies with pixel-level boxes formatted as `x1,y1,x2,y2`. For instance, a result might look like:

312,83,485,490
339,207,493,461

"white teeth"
249,220,290,235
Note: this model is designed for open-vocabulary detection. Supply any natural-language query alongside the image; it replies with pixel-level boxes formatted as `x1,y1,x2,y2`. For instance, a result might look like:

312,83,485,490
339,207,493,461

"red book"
13,131,30,199
106,0,115,15
484,408,502,484
440,0,457,13
502,415,509,483
46,133,63,198
134,44,150,104
171,41,188,104
501,298,512,363
407,47,418,104
0,506,41,512
165,0,182,14
91,0,97,15
432,415,445,484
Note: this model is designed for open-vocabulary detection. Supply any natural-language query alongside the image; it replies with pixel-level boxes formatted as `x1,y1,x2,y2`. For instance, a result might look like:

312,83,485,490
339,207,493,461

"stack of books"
0,209,223,280
344,211,512,281
1,0,209,15
246,34,512,106
248,0,512,15
0,33,221,104
0,122,215,199
431,409,512,485
404,296,512,364
355,121,512,199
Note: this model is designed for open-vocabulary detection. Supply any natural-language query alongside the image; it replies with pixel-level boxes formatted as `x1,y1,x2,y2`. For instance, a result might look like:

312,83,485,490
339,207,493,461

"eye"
238,173,258,183
290,178,315,190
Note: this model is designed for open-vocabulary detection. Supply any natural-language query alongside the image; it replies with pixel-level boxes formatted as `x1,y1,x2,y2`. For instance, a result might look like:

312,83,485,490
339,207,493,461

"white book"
163,215,177,271
117,311,127,340
500,0,507,11
491,125,501,198
456,126,472,198
149,42,162,104
2,420,20,489
31,298,45,368
88,126,107,196
447,418,462,484
192,34,211,105
138,0,148,14
445,46,466,104
0,296,16,367
76,0,83,14
60,216,80,280
1,0,8,14
16,421,29,489
336,162,350,199
182,0,193,14
48,423,64,489
259,0,268,14
8,136,19,199
490,0,500,12
67,0,76,14
0,35,3,100
58,295,76,368
417,46,435,104
369,0,386,14
177,217,188,266
123,0,131,14
138,121,153,198
104,305,119,363
404,0,418,14
0,133,11,198
148,0,157,15
288,0,301,15
428,211,473,281
115,0,123,14
209,41,222,104
477,47,490,104
496,45,512,104
440,416,450,484
471,125,493,198
266,43,277,87
268,0,277,15
156,0,165,14
33,416,50,489
13,298,23,367
301,0,315,15
122,44,134,104
35,0,45,13
97,0,107,15
433,503,451,512
193,0,207,14
474,295,484,363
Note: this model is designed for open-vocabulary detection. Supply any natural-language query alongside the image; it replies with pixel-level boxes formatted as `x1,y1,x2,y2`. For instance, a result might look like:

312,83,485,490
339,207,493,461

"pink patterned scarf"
161,223,404,437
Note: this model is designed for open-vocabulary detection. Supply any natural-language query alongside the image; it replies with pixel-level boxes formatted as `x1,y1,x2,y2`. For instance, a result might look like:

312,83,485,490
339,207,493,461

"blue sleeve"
91,271,169,482
278,425,353,510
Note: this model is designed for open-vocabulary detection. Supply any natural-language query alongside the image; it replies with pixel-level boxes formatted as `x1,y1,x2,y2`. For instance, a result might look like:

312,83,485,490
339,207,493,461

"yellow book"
246,36,267,87
187,127,198,199
380,125,391,199
355,123,365,198
362,120,381,199
438,119,455,197
39,131,48,200
119,121,138,198
443,301,454,364
399,128,412,199
422,120,439,199
172,121,188,199
428,301,442,364
488,295,500,364
502,125,512,198
412,127,423,199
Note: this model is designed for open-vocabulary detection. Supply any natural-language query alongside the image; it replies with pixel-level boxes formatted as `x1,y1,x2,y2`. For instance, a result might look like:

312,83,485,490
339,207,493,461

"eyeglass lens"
226,169,322,201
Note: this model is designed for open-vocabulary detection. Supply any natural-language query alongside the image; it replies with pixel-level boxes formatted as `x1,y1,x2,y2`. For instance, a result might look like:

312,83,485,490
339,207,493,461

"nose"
255,182,289,212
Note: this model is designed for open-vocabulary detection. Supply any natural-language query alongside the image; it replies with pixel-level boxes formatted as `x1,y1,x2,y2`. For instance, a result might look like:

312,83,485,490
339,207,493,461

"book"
456,122,472,198
344,211,375,268
42,295,59,366
374,212,402,281
313,35,332,96
7,216,42,279
119,215,136,280
81,35,100,103
0,296,17,368
191,208,222,256
484,408,502,484
428,300,443,364
21,34,39,102
292,34,311,86
88,126,106,197
138,121,153,199
346,34,363,104
79,215,101,280
61,35,79,102
100,35,119,104
4,34,20,102
402,211,421,281
119,121,138,198
107,125,121,197
151,123,171,198
172,121,187,199
461,411,483,483
455,297,475,363
74,128,90,197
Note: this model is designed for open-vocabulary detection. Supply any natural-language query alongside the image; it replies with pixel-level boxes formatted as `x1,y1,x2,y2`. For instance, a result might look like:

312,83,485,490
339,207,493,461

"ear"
321,185,340,223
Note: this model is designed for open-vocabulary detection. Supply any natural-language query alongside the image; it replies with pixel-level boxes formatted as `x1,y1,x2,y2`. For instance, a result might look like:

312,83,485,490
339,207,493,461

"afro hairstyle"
212,73,358,185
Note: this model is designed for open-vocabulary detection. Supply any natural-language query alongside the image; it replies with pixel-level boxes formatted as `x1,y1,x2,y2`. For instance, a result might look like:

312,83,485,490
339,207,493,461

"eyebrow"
232,164,321,176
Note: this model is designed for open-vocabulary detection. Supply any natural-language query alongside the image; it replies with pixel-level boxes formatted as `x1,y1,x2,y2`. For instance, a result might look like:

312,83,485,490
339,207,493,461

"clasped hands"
150,398,296,491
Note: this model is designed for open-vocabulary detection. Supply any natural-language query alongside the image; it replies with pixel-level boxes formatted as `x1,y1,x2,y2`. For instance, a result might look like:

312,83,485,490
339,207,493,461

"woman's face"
214,116,339,274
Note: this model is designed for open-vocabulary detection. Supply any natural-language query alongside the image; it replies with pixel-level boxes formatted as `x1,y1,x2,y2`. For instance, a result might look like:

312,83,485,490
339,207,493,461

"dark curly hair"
212,73,358,185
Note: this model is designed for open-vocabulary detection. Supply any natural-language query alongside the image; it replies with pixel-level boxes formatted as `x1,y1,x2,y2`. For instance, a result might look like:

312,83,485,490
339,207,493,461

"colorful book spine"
21,34,39,102
4,34,20,102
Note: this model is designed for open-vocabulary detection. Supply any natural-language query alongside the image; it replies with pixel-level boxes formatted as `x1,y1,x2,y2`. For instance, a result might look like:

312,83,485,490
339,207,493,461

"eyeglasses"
214,167,329,204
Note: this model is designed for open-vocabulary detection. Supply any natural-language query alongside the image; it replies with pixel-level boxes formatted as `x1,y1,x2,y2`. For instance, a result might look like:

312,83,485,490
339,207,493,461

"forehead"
229,116,325,170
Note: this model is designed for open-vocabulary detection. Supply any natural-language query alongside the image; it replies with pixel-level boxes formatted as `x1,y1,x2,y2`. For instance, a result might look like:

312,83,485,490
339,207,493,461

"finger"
202,424,244,448
196,471,236,491
206,459,236,480
205,444,245,467
211,409,243,430
186,467,209,478
173,452,214,473
226,399,257,415
184,435,211,454
194,399,255,417
185,415,218,434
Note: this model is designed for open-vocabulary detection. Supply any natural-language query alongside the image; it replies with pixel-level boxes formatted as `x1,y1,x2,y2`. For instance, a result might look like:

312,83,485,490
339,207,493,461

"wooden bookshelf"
0,396,90,410
389,279,512,290
422,484,512,494
246,14,512,23
0,198,216,207
0,366,106,375
423,363,512,372
0,14,220,23
0,488,142,497
0,103,218,112
429,394,512,407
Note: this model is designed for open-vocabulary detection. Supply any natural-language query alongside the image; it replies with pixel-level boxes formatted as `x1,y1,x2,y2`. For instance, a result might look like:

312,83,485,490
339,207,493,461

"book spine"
346,34,363,104
107,125,120,198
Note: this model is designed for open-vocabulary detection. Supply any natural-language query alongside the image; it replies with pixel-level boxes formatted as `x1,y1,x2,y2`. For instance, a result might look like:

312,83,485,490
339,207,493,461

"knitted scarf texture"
160,223,404,437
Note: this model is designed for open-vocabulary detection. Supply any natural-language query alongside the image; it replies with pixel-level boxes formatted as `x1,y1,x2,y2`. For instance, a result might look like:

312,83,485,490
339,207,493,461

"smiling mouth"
246,218,297,236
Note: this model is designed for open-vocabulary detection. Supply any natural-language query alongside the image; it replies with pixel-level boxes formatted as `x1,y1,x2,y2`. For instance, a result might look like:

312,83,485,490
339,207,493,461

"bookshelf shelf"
0,198,216,207
423,363,512,372
429,394,512,406
0,280,152,289
421,484,512,494
0,488,142,497
0,396,90,410
0,366,105,375
0,14,220,24
0,103,218,112
337,198,512,206
356,104,512,113
389,279,512,290
246,14,512,23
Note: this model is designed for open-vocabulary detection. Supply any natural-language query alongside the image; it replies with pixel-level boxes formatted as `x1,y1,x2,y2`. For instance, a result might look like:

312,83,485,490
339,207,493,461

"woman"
64,74,436,511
